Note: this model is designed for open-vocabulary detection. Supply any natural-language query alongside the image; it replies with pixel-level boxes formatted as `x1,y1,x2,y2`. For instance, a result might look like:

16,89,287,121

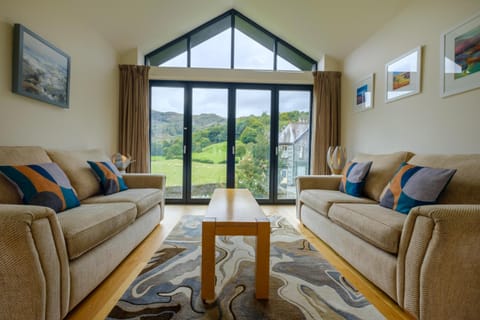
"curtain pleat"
311,71,342,175
118,65,150,173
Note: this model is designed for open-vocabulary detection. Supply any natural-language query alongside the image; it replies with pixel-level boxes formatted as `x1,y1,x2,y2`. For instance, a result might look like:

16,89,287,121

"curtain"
118,65,150,173
311,71,342,175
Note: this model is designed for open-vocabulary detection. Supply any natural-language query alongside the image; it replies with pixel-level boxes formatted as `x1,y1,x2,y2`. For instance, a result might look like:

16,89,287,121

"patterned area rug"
107,215,384,319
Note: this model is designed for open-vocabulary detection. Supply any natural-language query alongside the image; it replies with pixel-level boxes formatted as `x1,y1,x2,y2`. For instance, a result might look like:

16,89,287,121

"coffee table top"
205,188,265,221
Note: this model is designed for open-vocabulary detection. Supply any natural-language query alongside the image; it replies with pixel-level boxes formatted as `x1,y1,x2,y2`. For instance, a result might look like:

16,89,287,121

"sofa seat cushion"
300,189,377,217
81,188,162,218
328,204,406,254
58,203,137,260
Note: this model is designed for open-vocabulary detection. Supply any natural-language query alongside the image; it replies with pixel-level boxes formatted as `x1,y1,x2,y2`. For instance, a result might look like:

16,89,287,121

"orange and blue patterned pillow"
87,161,128,195
339,161,373,197
379,162,456,214
0,163,80,213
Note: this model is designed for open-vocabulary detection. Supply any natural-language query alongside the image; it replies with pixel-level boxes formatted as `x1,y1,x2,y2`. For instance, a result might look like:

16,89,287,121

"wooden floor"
67,205,414,320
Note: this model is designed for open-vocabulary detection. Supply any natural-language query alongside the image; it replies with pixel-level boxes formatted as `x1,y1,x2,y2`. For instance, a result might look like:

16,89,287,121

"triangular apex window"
145,10,317,71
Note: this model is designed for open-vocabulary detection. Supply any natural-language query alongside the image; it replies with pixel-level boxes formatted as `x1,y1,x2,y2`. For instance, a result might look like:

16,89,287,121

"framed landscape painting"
12,24,70,108
353,73,374,111
385,46,422,103
441,12,480,97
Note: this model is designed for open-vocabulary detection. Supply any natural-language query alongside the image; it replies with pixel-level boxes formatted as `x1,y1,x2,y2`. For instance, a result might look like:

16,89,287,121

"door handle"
232,146,235,155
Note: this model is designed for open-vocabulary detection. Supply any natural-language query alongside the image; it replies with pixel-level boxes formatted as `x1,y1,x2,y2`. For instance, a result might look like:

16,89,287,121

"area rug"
107,215,384,320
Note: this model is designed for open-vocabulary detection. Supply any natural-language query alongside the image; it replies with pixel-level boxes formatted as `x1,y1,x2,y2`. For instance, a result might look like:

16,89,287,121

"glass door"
190,88,228,199
234,88,271,199
150,86,185,199
277,90,311,200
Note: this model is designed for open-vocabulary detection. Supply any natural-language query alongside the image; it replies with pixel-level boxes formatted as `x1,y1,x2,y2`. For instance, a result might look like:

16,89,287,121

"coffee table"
201,188,270,301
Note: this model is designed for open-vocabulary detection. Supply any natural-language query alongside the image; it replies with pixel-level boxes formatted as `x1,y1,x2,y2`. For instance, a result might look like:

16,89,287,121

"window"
146,10,316,71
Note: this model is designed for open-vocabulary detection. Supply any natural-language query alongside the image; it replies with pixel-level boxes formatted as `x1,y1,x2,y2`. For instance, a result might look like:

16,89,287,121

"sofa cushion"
0,146,52,204
379,162,456,214
353,151,414,201
0,163,80,212
300,189,377,217
81,188,162,218
87,161,128,195
47,149,110,201
408,154,480,204
339,161,373,197
57,203,137,260
328,203,406,254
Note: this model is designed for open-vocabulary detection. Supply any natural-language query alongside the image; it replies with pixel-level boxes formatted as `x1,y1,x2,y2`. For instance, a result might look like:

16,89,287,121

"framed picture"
441,12,480,97
353,73,374,111
385,46,422,103
12,24,70,108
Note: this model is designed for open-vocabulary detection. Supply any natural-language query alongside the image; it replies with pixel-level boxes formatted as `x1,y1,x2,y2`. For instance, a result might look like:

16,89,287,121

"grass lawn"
151,156,225,187
192,142,227,163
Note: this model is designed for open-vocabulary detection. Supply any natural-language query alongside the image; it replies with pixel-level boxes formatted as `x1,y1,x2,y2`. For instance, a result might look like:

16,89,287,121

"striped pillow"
87,161,128,195
0,163,80,212
379,162,456,214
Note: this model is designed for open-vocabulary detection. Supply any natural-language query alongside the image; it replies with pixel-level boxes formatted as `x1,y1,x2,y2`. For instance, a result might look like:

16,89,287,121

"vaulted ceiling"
74,0,411,61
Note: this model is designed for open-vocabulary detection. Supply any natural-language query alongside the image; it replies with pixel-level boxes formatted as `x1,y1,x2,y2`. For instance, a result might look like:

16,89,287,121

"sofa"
0,146,166,320
296,151,480,320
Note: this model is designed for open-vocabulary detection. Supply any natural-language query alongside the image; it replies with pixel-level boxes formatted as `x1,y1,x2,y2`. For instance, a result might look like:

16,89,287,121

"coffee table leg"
201,220,216,302
256,220,270,299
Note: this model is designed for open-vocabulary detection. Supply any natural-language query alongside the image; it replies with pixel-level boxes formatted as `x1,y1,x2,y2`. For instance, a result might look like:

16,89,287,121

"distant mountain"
151,110,226,140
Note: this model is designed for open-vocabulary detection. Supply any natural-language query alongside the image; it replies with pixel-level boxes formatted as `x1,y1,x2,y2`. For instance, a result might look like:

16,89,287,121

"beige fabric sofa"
0,146,166,320
296,152,480,320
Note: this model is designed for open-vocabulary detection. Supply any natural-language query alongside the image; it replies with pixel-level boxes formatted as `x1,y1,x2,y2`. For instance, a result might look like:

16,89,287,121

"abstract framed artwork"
12,24,70,108
440,12,480,97
353,73,374,111
385,46,422,103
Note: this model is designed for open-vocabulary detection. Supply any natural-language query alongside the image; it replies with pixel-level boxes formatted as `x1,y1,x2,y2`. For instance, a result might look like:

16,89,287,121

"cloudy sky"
151,28,310,118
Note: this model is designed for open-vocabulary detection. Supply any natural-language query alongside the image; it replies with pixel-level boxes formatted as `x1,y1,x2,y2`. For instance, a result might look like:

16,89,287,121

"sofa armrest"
397,204,480,320
0,205,70,320
295,175,341,218
122,174,166,219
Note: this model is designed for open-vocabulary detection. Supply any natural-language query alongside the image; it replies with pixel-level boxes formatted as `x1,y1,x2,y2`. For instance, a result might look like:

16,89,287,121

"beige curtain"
118,65,150,173
311,71,342,175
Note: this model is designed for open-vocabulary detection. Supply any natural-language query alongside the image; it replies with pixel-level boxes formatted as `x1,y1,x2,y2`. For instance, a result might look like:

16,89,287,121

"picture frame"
440,12,480,97
385,46,422,103
353,73,374,111
12,24,70,108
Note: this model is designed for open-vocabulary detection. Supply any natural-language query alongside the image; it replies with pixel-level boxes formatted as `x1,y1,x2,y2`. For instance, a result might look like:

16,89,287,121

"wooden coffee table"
201,188,270,301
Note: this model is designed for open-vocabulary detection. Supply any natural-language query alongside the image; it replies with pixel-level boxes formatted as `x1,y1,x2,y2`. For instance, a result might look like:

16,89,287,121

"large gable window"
145,10,316,71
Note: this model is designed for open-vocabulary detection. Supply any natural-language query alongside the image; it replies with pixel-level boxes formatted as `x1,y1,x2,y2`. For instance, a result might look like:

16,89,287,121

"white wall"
0,0,118,152
342,0,480,157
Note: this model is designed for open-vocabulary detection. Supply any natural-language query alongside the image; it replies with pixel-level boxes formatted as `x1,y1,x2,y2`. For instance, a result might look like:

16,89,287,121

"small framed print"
441,12,480,97
385,46,422,103
353,73,374,111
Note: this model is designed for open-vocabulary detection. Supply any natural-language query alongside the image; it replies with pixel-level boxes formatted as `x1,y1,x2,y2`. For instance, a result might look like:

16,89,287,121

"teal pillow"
379,162,456,214
339,161,373,197
87,161,128,195
0,163,80,213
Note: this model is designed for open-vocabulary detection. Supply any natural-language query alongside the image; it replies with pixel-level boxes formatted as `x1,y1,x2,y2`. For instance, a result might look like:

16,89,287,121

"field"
151,156,225,187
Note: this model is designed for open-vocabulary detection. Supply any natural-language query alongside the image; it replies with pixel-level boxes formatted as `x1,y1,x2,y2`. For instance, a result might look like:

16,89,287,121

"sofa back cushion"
0,146,52,204
353,151,414,201
48,149,110,201
408,154,480,204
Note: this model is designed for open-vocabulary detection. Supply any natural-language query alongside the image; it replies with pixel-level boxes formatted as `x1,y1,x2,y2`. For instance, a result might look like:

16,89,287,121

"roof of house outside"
278,122,309,145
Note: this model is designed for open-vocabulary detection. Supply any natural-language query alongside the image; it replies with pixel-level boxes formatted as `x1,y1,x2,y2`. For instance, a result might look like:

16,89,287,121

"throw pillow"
0,163,80,213
87,161,128,195
339,161,373,197
379,162,456,214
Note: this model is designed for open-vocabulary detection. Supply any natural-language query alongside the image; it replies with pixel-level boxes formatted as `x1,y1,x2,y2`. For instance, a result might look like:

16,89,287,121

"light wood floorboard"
67,205,414,320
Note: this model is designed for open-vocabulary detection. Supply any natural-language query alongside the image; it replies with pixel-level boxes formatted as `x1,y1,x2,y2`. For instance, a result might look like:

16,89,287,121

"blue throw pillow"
339,161,373,197
87,161,128,195
0,163,80,213
379,162,456,214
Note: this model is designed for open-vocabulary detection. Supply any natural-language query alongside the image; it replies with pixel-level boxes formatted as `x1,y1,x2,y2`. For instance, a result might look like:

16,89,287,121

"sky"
151,28,310,118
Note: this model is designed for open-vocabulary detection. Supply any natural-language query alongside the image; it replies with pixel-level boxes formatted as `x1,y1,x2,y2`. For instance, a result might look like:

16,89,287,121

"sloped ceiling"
73,0,411,61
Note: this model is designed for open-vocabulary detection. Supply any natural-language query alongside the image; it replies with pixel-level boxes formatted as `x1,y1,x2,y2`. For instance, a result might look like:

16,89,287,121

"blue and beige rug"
107,215,384,319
